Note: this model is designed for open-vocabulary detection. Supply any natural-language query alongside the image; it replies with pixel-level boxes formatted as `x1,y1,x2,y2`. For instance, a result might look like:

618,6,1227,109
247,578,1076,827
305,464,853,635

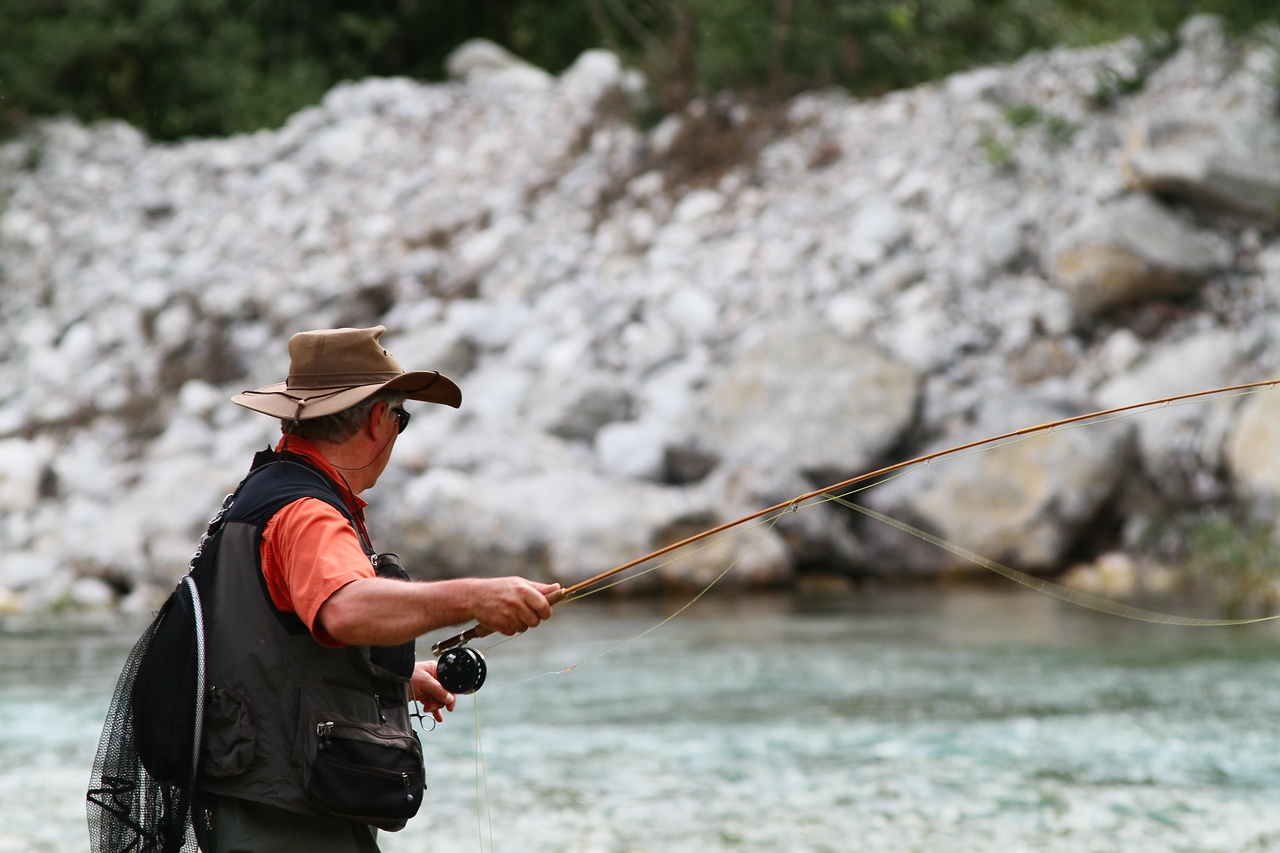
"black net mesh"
87,491,231,853
86,602,199,853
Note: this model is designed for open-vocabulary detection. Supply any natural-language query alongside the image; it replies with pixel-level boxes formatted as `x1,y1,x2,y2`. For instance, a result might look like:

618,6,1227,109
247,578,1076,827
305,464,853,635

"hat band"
286,370,403,390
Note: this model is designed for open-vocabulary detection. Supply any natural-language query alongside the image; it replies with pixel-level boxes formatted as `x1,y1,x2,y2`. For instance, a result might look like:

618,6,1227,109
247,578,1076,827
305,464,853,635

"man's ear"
366,400,388,439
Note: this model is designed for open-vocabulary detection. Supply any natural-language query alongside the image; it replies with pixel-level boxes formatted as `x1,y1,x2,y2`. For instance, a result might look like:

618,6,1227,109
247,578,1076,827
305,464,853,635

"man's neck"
308,438,379,494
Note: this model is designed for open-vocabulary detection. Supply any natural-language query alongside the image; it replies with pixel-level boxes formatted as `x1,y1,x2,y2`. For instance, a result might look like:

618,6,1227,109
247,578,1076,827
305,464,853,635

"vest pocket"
303,712,425,827
202,687,256,777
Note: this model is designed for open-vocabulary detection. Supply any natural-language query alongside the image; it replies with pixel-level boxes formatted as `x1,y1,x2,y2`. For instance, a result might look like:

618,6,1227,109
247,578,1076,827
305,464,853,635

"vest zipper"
313,752,418,780
313,752,422,802
318,677,389,722
315,718,421,745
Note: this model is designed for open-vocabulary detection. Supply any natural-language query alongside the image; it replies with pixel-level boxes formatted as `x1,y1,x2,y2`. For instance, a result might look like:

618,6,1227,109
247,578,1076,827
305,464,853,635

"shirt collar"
273,434,369,513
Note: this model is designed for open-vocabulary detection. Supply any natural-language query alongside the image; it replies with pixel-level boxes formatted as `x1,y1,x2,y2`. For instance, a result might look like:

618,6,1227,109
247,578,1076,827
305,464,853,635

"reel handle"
431,587,566,656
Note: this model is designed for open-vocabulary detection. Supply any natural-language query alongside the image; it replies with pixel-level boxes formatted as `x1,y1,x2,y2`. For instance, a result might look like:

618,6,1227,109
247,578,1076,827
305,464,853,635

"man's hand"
411,659,456,723
472,578,561,636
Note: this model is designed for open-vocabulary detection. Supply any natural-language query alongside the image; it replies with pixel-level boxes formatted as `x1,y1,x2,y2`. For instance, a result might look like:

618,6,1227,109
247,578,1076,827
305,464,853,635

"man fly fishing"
138,326,557,853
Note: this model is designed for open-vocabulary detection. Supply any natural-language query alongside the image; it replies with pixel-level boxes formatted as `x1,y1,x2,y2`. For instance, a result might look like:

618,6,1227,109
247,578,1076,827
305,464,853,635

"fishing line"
517,457,933,612
831,495,1280,626
474,694,494,853
483,513,787,693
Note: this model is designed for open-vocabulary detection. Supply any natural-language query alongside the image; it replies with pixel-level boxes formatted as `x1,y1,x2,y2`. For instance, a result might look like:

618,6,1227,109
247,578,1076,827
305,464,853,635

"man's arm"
316,575,560,647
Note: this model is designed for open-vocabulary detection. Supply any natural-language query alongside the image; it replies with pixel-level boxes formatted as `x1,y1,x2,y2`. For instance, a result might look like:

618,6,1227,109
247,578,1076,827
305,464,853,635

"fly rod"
431,377,1279,663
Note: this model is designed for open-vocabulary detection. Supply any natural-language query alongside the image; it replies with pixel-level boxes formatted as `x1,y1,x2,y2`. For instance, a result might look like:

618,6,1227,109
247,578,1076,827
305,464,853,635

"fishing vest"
198,450,424,831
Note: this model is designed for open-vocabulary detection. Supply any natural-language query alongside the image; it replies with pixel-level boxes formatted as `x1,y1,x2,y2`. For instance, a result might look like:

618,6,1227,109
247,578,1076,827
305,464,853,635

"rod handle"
431,587,566,656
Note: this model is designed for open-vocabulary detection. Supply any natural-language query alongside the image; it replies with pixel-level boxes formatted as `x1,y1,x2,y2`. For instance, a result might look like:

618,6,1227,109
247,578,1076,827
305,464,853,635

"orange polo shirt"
260,436,376,648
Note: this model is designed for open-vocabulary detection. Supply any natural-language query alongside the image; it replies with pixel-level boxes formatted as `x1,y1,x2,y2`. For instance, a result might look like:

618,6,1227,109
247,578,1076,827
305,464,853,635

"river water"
3,585,1280,853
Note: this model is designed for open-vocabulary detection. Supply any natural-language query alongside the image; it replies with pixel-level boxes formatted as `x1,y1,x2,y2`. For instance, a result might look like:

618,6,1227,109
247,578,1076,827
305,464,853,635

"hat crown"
286,326,405,390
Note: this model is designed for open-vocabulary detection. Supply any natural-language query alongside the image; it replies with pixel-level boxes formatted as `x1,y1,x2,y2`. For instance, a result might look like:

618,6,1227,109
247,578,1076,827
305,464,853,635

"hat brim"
232,370,462,420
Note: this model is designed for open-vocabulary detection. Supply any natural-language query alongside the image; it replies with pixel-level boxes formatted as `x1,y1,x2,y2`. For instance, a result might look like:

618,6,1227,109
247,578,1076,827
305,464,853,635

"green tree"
1,0,1278,140
0,0,597,139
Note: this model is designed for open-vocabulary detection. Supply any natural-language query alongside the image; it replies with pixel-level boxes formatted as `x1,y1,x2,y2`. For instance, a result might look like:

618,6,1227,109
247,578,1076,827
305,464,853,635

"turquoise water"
4,587,1280,852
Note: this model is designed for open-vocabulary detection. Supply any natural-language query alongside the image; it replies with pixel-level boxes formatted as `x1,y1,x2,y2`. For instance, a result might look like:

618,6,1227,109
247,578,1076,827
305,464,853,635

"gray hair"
284,389,408,444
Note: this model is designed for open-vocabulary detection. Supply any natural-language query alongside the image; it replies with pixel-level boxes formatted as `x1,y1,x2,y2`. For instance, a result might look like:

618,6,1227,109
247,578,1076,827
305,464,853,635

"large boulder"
1096,329,1239,503
699,324,919,482
389,467,793,590
1048,195,1231,316
1226,385,1280,513
862,397,1134,574
707,451,866,572
1123,112,1280,224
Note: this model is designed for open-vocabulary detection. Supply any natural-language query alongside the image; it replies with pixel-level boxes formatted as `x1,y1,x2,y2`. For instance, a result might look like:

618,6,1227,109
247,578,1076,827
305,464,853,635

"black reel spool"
436,646,487,694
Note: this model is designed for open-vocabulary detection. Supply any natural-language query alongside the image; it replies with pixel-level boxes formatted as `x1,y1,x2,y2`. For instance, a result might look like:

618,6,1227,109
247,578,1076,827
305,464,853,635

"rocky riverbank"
2,17,1280,614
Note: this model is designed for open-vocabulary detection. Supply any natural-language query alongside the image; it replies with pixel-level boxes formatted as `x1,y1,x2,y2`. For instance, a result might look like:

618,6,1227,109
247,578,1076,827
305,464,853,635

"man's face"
364,401,401,488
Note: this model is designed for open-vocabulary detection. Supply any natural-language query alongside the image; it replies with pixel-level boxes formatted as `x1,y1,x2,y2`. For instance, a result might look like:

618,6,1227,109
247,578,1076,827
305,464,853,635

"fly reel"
436,645,487,694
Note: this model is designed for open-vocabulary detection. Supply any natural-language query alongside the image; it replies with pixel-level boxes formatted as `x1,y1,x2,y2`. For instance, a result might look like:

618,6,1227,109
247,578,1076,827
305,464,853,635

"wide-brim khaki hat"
232,325,461,421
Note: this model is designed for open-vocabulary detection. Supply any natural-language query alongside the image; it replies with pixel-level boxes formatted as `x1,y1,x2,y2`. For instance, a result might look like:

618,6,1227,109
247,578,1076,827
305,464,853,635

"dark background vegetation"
1,0,1278,140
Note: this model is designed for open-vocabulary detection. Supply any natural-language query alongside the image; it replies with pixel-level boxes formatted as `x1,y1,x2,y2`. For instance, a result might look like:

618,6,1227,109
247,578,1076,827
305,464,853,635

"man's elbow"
315,583,367,646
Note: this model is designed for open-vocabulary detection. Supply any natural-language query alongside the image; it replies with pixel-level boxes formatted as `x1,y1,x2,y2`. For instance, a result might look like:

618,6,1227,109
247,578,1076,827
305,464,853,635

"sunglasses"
390,406,411,434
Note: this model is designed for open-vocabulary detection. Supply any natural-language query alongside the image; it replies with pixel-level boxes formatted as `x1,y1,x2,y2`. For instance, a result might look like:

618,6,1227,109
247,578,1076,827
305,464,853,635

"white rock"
394,467,791,588
178,380,224,417
0,437,52,512
1098,329,1239,497
389,323,476,378
1227,386,1280,511
69,576,116,607
849,198,909,265
1097,329,1237,409
456,219,522,280
673,190,724,223
663,289,718,341
0,551,57,591
648,115,683,158
1061,552,1138,598
1123,111,1280,223
596,419,667,480
981,214,1026,270
456,364,531,424
865,397,1134,572
1048,195,1231,315
946,68,1006,102
702,323,918,480
826,293,879,338
1098,328,1144,376
558,49,630,107
540,381,633,442
446,297,530,351
445,39,542,82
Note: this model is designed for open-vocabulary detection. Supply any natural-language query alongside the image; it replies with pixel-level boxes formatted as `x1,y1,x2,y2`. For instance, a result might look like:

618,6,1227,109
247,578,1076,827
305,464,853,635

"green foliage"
1088,65,1148,108
2,0,1280,140
1044,113,1078,142
981,133,1014,167
1003,103,1042,128
0,0,597,139
1187,516,1280,619
983,102,1073,167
